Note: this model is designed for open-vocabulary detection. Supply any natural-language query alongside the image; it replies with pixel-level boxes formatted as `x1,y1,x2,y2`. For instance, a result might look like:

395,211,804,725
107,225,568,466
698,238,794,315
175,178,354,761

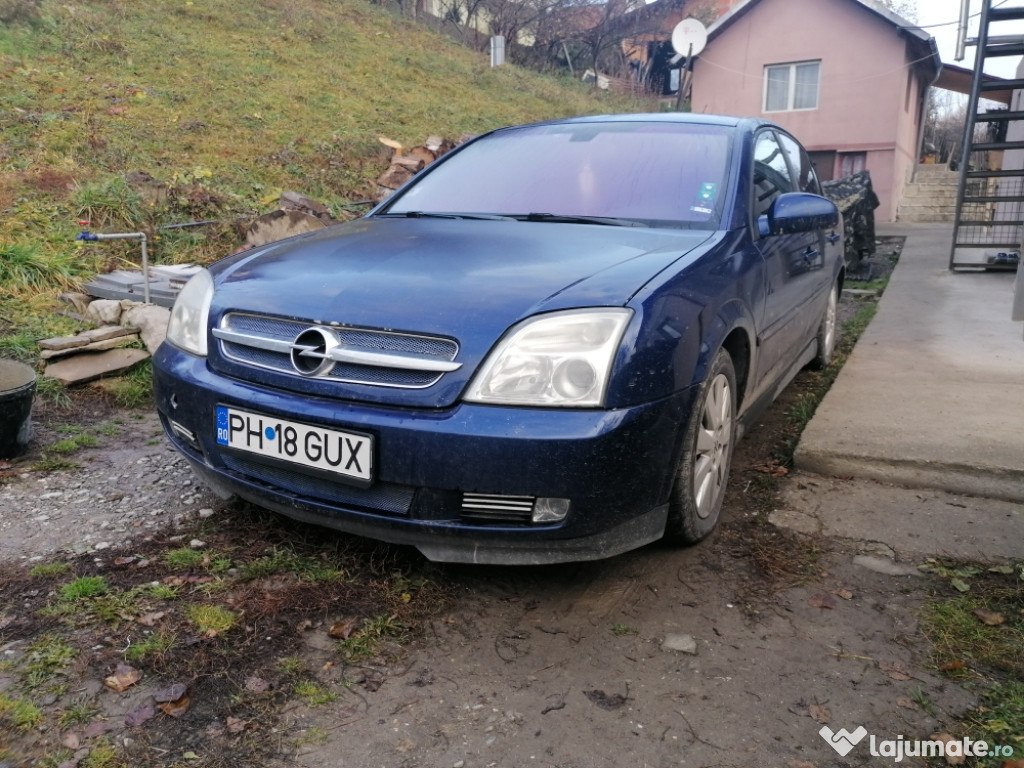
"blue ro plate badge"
216,406,373,485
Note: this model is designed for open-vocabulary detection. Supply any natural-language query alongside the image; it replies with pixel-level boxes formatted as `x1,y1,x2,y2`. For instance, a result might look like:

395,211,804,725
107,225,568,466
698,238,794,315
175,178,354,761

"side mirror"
758,192,839,237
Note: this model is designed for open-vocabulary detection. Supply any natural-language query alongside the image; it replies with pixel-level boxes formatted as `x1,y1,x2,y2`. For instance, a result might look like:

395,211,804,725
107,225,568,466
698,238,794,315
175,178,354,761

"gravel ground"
0,411,222,565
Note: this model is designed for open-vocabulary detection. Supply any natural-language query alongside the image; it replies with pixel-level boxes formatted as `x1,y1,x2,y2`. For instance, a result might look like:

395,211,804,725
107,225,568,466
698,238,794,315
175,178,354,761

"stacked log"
374,134,470,201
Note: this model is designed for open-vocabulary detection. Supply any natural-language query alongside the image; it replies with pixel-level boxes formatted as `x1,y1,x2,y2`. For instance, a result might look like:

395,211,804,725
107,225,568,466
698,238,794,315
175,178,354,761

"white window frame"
763,60,820,113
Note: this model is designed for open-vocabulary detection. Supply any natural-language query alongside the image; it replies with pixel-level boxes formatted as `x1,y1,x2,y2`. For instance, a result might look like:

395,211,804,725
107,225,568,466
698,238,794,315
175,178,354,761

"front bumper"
153,343,697,564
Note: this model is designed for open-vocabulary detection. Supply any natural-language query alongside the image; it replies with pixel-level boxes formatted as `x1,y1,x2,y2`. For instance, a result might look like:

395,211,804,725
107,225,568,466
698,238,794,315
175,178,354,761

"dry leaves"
808,703,831,724
124,705,156,727
753,460,789,477
328,617,360,640
136,611,166,627
928,733,966,765
809,593,837,610
973,608,1006,626
154,682,191,717
103,662,141,692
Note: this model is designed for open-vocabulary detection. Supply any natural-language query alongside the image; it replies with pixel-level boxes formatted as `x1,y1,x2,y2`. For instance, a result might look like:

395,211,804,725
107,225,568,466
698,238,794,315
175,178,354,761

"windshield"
383,121,733,229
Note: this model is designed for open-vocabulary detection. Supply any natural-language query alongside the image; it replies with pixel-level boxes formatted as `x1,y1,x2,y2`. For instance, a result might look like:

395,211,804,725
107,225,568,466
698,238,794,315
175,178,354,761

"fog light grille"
461,493,535,523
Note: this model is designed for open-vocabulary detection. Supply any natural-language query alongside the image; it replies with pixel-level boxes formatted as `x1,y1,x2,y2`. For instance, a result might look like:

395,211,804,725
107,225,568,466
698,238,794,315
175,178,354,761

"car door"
752,129,825,386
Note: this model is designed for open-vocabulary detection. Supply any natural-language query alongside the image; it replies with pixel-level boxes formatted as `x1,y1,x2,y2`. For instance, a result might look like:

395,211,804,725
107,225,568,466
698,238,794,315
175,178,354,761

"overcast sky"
913,0,1024,78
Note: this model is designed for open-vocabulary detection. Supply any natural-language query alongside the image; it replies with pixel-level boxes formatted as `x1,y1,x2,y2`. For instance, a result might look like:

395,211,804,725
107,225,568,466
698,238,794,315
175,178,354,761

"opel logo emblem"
290,327,338,377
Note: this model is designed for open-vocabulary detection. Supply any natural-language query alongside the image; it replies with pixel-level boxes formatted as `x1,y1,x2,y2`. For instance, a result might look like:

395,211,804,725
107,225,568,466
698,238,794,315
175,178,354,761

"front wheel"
664,348,737,545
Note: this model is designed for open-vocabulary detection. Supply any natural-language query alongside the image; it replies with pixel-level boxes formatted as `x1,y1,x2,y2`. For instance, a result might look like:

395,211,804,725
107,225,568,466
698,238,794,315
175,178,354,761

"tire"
663,348,737,545
811,279,839,369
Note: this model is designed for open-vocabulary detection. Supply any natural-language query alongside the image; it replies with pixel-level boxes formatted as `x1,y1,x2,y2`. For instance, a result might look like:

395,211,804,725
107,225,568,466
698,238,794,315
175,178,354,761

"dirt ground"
2,236,994,768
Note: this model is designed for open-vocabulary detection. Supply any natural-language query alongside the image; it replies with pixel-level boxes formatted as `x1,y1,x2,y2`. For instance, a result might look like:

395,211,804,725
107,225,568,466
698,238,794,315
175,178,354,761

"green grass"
29,561,71,578
965,683,1024,766
0,0,641,310
336,613,406,662
237,546,347,583
48,433,99,454
31,456,79,472
58,576,109,601
293,681,338,707
102,359,154,407
164,546,233,573
125,631,177,661
0,693,44,730
21,634,78,690
187,604,237,636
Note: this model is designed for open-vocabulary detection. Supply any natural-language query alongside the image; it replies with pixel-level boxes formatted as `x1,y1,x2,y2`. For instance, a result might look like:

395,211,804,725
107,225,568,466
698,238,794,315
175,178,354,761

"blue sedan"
153,113,843,565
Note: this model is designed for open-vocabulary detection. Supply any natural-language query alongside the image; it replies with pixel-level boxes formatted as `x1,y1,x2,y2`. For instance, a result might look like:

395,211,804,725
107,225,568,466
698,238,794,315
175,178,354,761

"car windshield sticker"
690,182,717,216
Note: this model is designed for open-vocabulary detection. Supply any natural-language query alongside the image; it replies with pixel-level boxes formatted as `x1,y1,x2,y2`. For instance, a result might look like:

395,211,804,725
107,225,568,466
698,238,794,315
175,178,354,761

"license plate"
215,406,372,484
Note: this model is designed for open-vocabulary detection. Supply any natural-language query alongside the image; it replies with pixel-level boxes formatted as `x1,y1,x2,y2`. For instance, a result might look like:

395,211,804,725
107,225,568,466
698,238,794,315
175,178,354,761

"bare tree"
875,0,918,23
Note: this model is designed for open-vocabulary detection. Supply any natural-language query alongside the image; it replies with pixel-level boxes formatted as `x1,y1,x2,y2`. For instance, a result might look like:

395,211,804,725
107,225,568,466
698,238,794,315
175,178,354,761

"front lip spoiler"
182,456,668,566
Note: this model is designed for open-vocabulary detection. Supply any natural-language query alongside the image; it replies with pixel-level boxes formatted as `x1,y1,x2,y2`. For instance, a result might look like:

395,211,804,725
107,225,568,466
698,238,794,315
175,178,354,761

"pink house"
691,0,941,222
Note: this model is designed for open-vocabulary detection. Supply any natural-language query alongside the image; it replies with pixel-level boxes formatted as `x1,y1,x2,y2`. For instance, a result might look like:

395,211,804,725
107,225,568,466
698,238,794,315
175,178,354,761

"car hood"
209,217,715,407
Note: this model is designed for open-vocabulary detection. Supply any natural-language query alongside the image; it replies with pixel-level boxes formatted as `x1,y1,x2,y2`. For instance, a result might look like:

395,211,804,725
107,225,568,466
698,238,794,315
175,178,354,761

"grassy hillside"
0,0,647,331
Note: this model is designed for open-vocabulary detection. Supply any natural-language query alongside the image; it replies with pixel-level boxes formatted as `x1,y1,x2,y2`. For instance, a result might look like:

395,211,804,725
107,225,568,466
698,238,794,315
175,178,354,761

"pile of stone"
39,297,171,386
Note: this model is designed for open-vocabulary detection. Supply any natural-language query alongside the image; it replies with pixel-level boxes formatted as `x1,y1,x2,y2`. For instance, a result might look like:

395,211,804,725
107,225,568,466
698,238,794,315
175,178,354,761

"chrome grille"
216,312,459,388
221,454,414,516
461,493,536,523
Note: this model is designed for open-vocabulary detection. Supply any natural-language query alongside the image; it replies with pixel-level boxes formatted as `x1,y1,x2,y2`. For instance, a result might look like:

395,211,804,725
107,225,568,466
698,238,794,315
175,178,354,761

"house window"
764,61,820,112
838,152,866,177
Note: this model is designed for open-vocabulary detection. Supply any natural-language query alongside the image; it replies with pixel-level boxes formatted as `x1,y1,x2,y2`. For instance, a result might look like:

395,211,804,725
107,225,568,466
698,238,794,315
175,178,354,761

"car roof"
492,112,776,135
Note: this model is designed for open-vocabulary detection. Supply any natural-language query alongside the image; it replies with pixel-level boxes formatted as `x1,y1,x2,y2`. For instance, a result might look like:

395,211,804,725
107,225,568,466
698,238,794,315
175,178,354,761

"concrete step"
896,209,955,223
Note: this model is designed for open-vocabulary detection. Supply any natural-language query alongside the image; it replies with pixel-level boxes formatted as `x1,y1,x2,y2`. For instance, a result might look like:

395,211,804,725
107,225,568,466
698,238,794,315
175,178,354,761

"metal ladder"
950,0,1024,270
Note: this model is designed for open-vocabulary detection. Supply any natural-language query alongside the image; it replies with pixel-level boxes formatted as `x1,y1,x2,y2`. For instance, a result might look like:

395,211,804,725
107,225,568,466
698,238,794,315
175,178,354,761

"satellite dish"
671,17,708,59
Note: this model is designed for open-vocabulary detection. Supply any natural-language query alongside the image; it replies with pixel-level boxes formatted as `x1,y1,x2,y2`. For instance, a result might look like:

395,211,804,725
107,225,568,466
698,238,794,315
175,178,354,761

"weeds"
920,563,1024,678
29,562,71,578
187,604,237,636
238,546,346,583
293,681,338,706
58,576,109,602
0,242,78,292
336,613,406,661
49,433,99,454
164,547,233,573
0,693,44,730
102,359,153,407
125,631,176,661
964,683,1024,766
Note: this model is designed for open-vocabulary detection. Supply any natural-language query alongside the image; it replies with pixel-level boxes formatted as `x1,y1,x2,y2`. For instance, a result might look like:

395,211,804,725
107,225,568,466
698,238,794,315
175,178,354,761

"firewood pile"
374,134,475,201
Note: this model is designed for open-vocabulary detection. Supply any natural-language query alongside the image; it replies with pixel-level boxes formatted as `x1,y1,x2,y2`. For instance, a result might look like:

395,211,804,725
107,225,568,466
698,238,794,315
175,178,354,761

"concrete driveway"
778,223,1024,561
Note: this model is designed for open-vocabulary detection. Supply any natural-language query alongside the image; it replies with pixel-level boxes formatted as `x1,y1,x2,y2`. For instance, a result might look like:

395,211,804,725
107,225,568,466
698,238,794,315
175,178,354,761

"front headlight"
464,308,632,407
166,268,214,356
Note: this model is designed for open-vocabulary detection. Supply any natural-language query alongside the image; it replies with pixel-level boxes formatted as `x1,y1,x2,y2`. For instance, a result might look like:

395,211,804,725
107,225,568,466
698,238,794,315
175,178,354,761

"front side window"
764,61,820,112
752,130,794,218
777,132,821,194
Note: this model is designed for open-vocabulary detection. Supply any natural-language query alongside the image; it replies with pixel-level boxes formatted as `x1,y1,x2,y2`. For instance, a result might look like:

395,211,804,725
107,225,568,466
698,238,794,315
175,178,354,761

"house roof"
705,0,942,77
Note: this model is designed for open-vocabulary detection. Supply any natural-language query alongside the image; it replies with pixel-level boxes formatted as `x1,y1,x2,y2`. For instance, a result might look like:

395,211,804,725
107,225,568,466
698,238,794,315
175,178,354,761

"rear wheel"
812,280,839,369
664,348,737,544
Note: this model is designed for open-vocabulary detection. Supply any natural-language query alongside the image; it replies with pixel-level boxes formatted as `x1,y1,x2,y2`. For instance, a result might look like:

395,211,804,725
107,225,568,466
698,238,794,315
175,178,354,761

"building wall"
691,0,926,221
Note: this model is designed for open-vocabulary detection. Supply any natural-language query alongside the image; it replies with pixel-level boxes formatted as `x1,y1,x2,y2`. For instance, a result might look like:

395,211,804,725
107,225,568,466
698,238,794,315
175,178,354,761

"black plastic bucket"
0,360,37,459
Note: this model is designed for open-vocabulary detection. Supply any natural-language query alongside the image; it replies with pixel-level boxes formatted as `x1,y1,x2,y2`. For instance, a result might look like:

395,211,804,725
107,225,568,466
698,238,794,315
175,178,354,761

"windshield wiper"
378,211,515,221
518,212,649,228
